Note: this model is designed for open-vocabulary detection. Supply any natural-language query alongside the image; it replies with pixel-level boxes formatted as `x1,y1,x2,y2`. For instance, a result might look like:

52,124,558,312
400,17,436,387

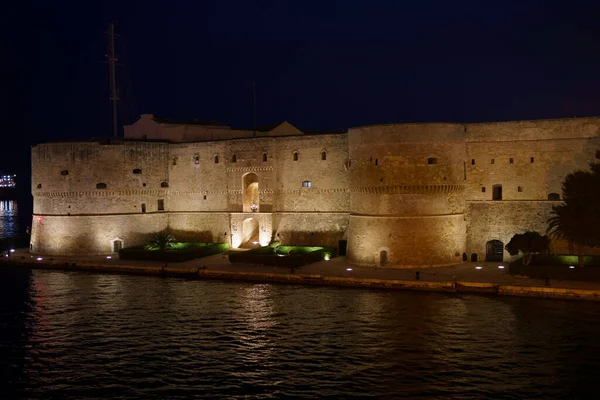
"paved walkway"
9,248,600,291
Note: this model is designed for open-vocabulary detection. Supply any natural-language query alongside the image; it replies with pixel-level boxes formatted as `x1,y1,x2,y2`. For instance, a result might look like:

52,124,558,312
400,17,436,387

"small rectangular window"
141,203,146,213
302,181,311,188
471,159,475,165
509,158,514,164
481,187,486,193
157,199,164,211
490,158,494,164
518,186,523,192
203,195,207,200
530,157,534,163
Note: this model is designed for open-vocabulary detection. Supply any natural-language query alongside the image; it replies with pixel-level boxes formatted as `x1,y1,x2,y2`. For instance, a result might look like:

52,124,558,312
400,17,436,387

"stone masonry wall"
31,117,600,262
346,123,467,267
30,214,168,255
464,118,600,261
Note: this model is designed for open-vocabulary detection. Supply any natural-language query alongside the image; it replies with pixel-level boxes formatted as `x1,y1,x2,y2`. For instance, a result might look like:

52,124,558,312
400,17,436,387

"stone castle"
30,114,600,267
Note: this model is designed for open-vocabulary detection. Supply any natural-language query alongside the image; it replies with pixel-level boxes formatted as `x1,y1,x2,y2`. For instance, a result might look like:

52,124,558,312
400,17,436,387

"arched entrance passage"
486,240,504,262
380,250,388,266
462,252,467,262
243,173,259,212
470,253,478,262
111,237,124,253
241,218,260,248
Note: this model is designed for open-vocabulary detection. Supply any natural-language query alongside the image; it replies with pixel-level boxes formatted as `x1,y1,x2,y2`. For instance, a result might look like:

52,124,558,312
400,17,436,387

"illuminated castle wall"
30,115,600,267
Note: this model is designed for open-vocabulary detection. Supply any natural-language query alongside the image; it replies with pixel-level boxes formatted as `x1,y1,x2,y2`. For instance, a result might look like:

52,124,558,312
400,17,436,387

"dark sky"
2,0,600,179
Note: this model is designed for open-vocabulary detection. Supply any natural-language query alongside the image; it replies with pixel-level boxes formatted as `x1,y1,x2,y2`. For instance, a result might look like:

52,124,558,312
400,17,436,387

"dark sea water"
1,269,600,399
2,202,600,399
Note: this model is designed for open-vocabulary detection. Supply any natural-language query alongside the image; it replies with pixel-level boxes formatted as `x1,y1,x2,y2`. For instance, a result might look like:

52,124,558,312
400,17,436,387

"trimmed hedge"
119,242,229,262
229,245,336,266
509,254,600,281
529,254,600,267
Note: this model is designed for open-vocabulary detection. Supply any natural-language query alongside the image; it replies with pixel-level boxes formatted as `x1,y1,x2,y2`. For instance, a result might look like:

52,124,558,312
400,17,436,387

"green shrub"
120,242,229,262
229,245,337,266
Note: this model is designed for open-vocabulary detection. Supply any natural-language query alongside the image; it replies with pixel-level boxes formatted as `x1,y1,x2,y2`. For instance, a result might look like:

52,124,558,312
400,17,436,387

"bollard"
415,271,420,280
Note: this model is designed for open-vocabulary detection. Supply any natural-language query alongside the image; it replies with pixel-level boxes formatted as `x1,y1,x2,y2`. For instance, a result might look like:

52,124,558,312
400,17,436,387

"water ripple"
1,268,600,399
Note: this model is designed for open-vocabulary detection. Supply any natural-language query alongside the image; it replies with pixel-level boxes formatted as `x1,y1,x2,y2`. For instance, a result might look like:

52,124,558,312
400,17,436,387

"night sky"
2,0,600,190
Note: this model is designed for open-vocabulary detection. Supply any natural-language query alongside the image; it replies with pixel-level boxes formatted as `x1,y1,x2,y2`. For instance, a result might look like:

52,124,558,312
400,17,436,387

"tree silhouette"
505,232,550,266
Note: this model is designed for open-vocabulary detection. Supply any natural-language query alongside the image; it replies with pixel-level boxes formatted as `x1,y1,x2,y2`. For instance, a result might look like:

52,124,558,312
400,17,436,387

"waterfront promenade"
3,249,600,301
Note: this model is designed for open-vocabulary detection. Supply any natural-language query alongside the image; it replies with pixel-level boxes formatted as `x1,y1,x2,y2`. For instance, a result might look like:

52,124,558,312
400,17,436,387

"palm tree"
147,231,175,251
547,206,585,267
547,153,600,267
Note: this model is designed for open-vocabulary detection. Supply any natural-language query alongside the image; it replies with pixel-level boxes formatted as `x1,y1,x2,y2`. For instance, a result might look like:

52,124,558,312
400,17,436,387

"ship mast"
106,23,119,138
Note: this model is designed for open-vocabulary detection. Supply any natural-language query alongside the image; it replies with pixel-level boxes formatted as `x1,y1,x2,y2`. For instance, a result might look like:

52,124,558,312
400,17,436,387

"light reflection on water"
0,200,19,238
1,269,600,398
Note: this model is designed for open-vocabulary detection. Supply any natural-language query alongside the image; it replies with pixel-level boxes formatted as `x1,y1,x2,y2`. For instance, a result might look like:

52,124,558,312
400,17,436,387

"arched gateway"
485,240,504,262
241,218,260,248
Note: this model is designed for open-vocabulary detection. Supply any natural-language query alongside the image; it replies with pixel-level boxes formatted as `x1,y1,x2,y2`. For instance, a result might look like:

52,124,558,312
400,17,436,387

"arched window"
214,155,219,164
231,154,237,163
321,151,327,161
263,152,268,162
194,155,200,164
37,184,42,189
133,168,142,174
293,151,299,161
96,183,107,189
161,181,169,188
427,157,438,165
302,181,311,188
548,193,560,201
375,158,379,166
172,157,177,166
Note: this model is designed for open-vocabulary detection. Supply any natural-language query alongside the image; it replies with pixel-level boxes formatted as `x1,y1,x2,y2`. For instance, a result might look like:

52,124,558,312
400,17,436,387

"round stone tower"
347,123,467,267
